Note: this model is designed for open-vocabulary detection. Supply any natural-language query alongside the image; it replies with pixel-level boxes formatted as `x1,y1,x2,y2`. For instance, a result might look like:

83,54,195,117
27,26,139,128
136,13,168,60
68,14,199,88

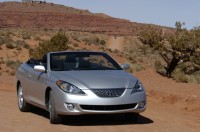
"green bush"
30,32,68,59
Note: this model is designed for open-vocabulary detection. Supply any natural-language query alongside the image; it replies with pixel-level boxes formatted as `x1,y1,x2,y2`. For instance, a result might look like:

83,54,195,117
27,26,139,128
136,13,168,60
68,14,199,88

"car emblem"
105,90,114,96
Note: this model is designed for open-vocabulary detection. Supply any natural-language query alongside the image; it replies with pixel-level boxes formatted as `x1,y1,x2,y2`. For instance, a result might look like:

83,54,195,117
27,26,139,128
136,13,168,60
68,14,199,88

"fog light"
66,103,74,111
138,101,145,108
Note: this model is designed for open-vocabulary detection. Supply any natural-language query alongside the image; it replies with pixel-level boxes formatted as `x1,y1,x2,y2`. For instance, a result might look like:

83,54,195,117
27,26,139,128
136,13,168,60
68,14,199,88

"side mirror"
34,65,46,72
121,64,130,70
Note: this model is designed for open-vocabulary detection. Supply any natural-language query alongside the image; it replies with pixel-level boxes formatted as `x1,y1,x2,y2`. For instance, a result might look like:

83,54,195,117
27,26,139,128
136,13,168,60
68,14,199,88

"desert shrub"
0,36,4,45
1,36,13,45
23,43,31,49
154,60,166,74
127,56,136,64
15,40,24,45
194,75,200,83
6,60,21,69
172,69,189,83
16,47,22,51
99,40,106,45
30,32,68,59
5,30,13,36
72,36,80,42
140,45,149,55
82,36,106,45
192,71,200,83
6,43,15,49
22,33,31,40
15,40,30,49
21,31,31,40
127,63,144,73
34,36,41,41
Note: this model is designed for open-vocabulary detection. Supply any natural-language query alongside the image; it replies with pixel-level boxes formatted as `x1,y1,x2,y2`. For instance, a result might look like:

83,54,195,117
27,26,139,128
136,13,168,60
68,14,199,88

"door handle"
28,75,32,78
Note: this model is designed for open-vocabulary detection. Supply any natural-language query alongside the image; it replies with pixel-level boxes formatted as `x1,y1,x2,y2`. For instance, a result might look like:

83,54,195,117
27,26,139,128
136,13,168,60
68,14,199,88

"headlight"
56,80,85,95
131,80,144,93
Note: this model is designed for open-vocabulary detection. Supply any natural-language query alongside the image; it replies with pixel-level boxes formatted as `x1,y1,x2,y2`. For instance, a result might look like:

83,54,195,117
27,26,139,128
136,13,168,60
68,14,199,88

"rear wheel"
17,84,31,112
49,91,62,124
124,113,140,122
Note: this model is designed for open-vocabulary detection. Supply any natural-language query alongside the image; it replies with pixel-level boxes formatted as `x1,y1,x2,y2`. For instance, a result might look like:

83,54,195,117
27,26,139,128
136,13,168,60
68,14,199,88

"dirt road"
0,69,199,132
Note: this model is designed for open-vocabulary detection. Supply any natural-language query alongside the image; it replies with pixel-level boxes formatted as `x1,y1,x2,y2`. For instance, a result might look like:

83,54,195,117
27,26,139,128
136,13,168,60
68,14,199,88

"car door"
27,68,47,107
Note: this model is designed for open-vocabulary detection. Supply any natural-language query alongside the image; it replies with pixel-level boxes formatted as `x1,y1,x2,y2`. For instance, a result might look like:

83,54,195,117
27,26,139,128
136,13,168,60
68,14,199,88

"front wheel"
49,91,62,124
17,84,31,112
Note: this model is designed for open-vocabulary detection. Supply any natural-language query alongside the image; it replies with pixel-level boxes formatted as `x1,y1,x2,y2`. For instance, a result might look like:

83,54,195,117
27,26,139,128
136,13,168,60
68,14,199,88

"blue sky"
1,0,200,29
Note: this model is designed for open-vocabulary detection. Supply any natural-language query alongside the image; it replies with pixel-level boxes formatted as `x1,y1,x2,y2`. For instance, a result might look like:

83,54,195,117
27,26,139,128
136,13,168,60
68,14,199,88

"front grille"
91,88,125,98
80,103,137,111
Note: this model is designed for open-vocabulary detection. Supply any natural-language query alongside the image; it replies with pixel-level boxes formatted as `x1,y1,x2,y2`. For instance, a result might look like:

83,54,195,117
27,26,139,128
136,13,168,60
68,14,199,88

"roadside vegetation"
0,25,199,83
29,32,68,59
138,22,200,83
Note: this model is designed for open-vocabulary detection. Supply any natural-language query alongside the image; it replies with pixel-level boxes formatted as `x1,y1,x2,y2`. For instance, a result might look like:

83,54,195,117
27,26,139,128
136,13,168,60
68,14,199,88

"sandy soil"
0,69,199,132
108,36,124,51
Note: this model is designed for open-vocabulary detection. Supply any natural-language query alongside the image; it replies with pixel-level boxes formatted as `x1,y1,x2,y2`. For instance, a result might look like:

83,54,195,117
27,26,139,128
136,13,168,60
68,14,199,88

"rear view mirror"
121,64,130,70
34,65,46,72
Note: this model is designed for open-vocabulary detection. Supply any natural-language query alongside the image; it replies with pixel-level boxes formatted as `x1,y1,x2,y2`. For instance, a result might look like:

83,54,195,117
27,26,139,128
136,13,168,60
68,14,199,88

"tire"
17,84,31,112
49,91,62,124
124,112,140,122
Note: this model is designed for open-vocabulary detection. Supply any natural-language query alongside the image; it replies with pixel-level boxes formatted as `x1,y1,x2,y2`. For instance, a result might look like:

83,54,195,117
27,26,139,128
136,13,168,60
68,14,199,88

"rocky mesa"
0,1,138,35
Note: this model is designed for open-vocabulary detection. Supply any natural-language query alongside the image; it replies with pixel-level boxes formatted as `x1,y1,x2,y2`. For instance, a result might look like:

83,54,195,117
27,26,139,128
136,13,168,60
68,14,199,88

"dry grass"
126,63,144,73
172,69,189,83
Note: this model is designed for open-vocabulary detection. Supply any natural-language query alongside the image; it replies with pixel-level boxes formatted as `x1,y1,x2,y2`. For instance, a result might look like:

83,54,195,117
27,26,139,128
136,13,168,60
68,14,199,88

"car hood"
51,70,137,89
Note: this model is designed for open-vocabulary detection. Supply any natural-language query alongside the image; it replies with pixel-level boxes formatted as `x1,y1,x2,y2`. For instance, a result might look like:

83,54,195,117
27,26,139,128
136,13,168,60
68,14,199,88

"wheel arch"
16,81,21,93
45,87,52,109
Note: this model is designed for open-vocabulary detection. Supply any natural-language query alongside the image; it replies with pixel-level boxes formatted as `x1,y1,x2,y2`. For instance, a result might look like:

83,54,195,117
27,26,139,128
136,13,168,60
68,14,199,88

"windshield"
50,52,122,71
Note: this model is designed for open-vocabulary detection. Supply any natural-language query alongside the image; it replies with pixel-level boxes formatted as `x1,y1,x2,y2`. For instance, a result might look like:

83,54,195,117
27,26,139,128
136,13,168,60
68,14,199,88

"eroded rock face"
0,2,172,36
0,2,134,35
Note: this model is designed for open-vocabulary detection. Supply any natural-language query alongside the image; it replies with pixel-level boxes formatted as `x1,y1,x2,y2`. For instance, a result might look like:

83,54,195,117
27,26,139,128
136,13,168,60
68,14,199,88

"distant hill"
0,1,172,35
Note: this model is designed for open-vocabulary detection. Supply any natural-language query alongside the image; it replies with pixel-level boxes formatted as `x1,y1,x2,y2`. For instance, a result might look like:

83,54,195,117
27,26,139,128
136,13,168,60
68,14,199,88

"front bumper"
53,88,146,115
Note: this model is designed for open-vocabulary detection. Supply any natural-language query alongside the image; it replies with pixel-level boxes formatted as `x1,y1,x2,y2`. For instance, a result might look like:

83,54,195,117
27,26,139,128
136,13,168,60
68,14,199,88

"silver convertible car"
16,51,146,124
